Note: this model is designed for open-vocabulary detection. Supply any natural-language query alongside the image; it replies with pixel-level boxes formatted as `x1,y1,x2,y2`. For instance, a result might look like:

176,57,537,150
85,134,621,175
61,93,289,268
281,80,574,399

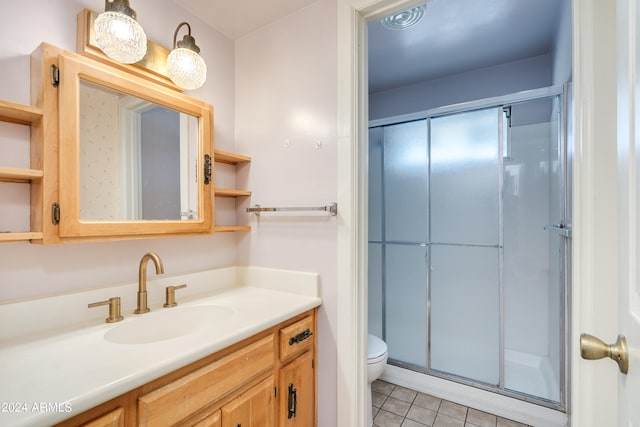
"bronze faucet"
134,252,165,314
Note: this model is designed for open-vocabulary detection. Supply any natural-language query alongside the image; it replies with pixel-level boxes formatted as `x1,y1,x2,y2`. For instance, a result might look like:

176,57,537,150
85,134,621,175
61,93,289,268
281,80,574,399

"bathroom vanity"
58,310,316,427
0,266,321,426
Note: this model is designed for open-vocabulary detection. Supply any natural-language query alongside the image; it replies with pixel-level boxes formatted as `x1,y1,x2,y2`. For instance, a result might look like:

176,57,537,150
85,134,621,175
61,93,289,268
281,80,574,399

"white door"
616,0,640,424
574,0,640,425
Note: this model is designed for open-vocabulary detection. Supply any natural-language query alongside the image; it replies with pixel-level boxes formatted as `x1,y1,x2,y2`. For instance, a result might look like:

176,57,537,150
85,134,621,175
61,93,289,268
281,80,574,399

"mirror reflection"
78,80,199,221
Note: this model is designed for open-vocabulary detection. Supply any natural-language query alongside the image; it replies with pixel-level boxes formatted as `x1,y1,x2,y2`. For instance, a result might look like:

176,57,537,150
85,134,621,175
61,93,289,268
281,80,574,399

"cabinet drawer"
279,316,314,362
138,335,274,426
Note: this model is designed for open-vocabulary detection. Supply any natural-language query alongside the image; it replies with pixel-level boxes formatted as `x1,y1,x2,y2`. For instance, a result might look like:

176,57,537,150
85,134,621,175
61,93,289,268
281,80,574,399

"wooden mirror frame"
30,44,213,243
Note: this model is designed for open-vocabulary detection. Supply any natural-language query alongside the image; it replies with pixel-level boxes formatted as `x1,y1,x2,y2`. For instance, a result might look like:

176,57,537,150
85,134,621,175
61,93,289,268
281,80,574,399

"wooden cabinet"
213,149,251,232
56,49,213,239
56,310,316,427
1,42,218,244
277,316,316,427
4,43,255,243
47,43,213,242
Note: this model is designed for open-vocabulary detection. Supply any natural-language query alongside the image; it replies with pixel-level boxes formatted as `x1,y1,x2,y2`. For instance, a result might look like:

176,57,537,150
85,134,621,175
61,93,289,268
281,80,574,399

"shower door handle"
580,333,629,374
545,224,572,238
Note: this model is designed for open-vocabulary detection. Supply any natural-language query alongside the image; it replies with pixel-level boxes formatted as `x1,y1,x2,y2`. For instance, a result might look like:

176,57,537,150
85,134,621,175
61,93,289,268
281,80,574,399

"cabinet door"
192,410,221,427
80,407,124,427
221,376,275,427
279,351,314,427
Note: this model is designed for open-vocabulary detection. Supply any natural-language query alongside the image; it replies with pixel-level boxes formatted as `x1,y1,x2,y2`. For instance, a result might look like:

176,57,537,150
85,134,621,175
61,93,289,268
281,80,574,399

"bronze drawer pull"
289,328,312,345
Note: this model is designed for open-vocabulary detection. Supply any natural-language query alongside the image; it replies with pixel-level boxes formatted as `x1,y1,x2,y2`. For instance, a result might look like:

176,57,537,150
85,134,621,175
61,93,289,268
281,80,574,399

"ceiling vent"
381,4,426,30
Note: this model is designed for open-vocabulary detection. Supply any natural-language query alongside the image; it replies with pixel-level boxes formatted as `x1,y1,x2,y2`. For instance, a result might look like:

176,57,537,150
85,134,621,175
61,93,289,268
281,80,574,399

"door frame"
336,0,614,426
570,0,619,426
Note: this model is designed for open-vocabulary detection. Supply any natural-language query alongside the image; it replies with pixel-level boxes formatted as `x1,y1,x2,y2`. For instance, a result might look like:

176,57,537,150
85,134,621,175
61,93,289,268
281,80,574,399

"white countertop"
0,266,322,426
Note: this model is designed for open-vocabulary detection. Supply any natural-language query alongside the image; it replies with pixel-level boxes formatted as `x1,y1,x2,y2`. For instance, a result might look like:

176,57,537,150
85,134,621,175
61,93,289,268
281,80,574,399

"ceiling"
369,0,565,92
171,0,317,39
170,0,565,93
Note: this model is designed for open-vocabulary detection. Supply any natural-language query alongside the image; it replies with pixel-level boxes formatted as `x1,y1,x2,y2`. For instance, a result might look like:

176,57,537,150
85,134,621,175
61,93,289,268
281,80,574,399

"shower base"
504,350,560,403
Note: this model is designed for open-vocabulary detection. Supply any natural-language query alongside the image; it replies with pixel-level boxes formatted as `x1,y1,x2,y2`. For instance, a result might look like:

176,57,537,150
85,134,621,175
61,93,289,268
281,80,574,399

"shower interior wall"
503,100,563,402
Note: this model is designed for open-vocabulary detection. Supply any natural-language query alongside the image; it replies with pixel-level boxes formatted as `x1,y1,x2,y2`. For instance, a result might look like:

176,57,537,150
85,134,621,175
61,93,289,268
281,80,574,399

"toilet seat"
368,352,387,365
368,334,388,361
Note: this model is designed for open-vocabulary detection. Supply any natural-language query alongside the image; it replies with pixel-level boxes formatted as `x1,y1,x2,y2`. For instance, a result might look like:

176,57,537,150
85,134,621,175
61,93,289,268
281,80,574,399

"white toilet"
367,334,388,427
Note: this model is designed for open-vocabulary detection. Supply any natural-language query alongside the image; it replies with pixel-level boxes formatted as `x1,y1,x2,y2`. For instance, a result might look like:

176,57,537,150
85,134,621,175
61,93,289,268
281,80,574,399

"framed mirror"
58,51,213,238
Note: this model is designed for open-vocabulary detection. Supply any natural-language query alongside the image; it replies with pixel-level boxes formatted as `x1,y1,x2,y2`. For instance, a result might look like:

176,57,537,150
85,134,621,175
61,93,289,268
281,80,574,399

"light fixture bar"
77,9,180,91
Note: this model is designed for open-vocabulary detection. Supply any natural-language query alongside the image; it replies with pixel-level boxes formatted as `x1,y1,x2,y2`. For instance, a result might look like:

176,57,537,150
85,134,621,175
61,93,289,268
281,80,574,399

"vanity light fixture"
167,22,207,90
94,0,147,64
381,4,426,30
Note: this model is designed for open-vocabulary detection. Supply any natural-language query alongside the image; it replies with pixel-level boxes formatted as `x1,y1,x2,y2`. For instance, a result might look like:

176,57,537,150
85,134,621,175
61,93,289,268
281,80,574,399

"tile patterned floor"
371,380,532,427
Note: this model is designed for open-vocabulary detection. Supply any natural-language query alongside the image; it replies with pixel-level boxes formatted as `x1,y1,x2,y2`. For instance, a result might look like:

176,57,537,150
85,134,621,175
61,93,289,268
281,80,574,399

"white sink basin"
104,305,234,345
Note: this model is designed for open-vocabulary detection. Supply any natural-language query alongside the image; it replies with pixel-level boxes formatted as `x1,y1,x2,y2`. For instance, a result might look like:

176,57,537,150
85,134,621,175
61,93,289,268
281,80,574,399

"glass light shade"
94,11,147,64
167,48,207,90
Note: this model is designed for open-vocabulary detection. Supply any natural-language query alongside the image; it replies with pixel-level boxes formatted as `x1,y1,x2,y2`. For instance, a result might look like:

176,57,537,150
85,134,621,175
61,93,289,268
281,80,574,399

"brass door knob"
580,333,629,374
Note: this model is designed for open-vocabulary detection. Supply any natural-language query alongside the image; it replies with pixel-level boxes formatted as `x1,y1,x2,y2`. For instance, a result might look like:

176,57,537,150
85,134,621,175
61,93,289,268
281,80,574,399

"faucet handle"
164,284,187,308
88,297,124,323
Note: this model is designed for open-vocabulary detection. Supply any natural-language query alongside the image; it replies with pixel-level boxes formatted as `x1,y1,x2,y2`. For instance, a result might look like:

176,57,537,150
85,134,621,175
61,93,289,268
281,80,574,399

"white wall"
234,0,338,425
551,0,572,85
0,1,341,425
369,54,552,121
0,0,237,302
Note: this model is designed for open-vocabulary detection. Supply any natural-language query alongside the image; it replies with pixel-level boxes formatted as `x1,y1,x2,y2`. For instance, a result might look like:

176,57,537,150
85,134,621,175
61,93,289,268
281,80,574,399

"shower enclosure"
368,87,570,408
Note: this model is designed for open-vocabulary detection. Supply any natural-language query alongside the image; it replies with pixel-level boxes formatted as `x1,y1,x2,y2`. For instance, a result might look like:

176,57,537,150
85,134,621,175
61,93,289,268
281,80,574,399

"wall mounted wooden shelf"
0,100,45,242
213,150,251,232
215,188,252,198
0,167,44,183
0,232,44,242
214,149,251,165
0,100,43,125
214,226,252,232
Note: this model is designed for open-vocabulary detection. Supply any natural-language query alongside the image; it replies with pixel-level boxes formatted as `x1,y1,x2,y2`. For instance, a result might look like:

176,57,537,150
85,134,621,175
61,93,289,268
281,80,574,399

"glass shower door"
382,120,429,368
367,92,567,408
429,108,501,385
